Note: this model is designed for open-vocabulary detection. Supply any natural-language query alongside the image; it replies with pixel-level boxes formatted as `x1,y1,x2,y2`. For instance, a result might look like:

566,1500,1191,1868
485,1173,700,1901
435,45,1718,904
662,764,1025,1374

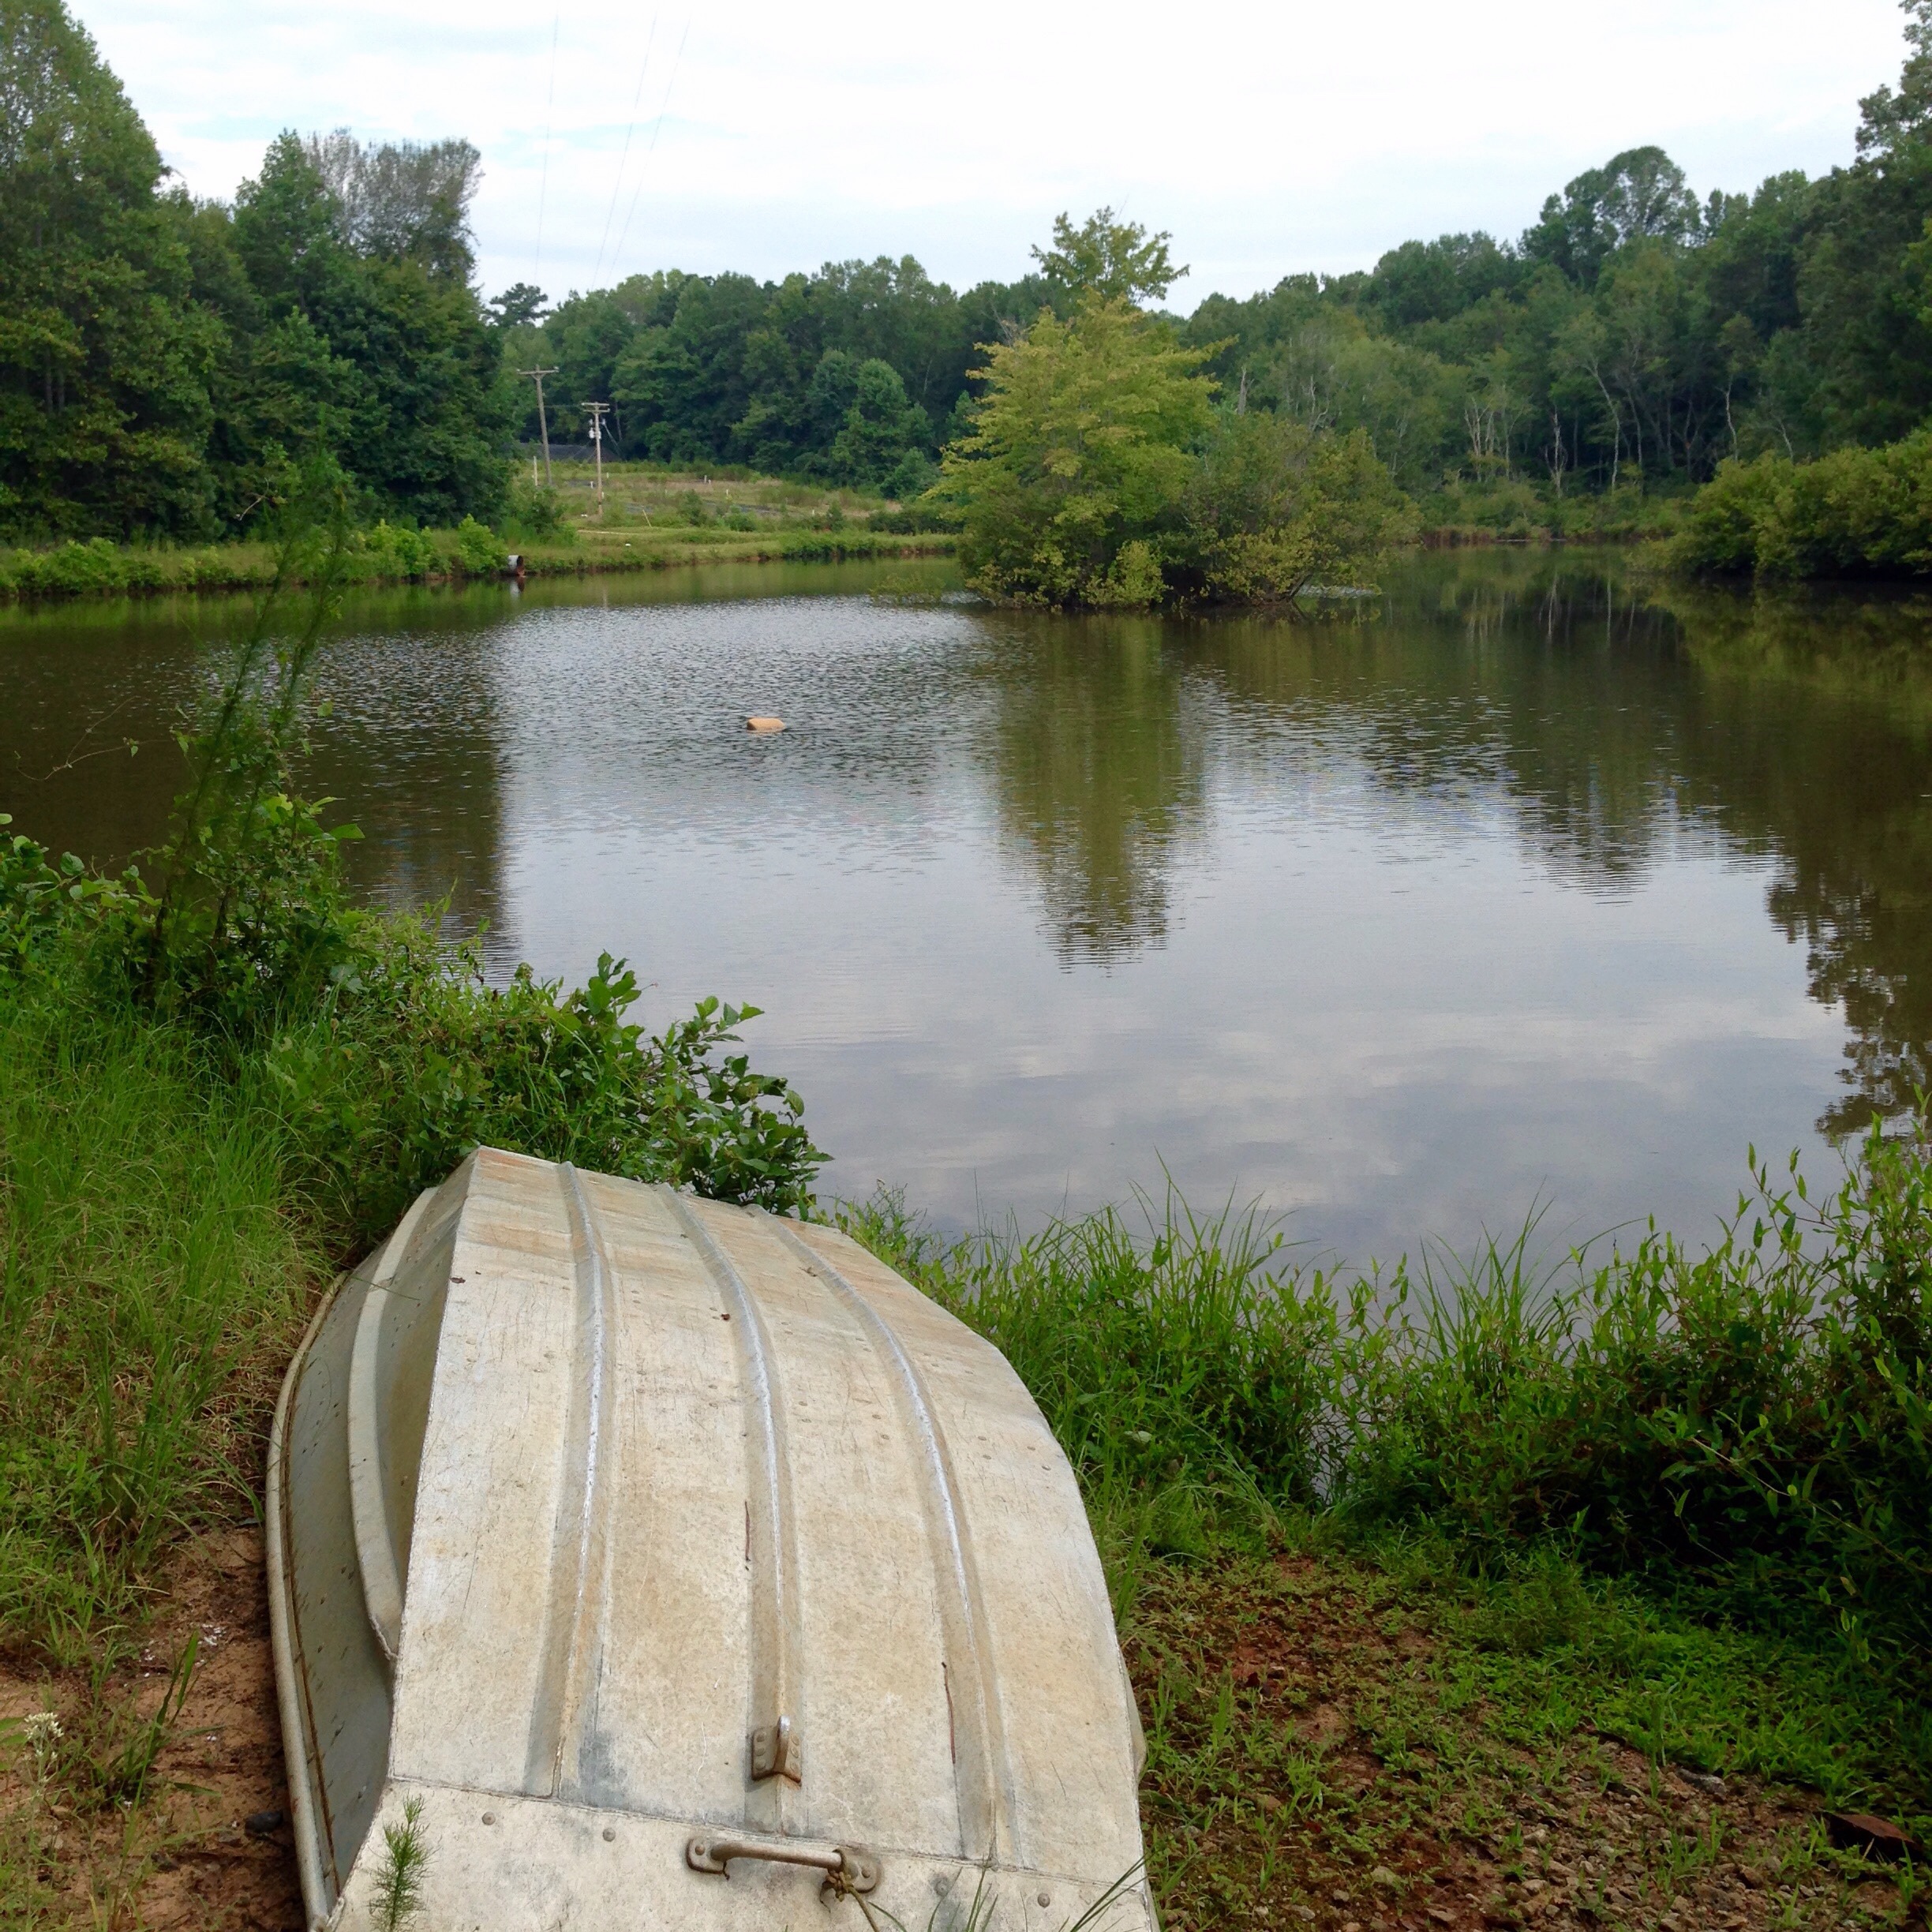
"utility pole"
519,366,558,486
585,401,611,511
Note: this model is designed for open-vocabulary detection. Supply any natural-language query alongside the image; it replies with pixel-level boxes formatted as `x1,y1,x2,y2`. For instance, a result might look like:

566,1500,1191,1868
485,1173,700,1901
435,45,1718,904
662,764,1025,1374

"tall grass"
843,1188,1354,1619
847,1133,1932,1676
0,983,314,1661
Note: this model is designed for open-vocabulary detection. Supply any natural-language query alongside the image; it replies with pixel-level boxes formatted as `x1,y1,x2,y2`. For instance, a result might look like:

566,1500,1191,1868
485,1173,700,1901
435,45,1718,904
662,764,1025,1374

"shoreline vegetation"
0,461,956,603
5,537,1932,1924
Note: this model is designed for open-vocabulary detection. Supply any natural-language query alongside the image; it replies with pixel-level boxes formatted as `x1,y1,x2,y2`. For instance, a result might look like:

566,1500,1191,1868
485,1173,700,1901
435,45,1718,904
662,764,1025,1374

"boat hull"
267,1148,1153,1931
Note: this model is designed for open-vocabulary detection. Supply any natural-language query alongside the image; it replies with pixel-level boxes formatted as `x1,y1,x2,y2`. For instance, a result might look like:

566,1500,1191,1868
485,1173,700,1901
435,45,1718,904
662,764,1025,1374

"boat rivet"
1038,1893,1051,1908
481,1811,496,1825
602,1826,616,1841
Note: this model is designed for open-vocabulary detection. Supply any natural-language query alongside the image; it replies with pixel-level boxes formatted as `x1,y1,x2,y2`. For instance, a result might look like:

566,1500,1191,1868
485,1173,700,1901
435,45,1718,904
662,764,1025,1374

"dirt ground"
0,1538,1916,1930
0,1527,301,1930
1125,1555,1920,1932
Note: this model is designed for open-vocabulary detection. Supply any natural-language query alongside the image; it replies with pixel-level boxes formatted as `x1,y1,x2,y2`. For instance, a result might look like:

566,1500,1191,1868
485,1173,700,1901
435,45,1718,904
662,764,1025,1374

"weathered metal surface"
267,1148,1154,1932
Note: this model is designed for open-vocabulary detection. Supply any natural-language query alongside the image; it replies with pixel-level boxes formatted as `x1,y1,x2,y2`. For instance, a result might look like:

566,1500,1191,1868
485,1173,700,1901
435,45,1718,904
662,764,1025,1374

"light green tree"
1032,208,1185,307
939,295,1214,606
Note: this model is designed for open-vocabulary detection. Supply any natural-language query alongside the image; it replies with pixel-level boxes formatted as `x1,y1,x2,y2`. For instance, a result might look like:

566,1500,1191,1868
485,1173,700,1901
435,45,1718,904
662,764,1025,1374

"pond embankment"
0,526,954,602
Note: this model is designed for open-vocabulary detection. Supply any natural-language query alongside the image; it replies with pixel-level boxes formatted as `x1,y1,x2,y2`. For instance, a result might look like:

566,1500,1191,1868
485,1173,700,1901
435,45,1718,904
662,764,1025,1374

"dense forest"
7,0,1932,547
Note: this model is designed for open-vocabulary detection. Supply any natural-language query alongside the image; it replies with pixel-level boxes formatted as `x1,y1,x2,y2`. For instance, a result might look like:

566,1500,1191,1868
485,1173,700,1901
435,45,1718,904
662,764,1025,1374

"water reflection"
976,614,1208,963
1658,582,1932,1134
6,554,1932,1252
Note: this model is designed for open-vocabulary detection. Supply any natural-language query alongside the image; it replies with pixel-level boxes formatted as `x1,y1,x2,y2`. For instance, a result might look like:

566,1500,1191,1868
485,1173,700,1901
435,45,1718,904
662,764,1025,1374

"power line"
610,17,689,275
534,11,560,278
595,14,658,278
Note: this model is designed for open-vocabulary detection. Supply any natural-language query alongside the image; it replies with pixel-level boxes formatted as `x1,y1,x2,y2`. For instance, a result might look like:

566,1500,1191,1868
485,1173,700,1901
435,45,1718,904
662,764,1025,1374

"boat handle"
686,1834,881,1893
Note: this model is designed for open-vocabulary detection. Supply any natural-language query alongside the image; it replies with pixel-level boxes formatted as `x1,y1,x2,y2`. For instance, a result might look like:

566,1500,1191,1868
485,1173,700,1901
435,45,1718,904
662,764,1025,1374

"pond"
6,550,1931,1264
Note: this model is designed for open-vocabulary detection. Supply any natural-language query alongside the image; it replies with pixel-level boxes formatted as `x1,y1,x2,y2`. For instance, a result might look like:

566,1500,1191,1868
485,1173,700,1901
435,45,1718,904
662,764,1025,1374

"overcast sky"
87,1,1910,308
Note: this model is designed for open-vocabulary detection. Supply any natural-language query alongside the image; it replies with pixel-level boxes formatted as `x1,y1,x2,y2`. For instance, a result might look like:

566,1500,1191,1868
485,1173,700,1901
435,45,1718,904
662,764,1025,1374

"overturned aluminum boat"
267,1148,1153,1930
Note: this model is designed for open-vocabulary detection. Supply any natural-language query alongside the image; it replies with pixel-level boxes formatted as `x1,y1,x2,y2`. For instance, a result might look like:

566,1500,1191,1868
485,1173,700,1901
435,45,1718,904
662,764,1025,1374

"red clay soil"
0,1539,1913,1930
0,1527,301,1930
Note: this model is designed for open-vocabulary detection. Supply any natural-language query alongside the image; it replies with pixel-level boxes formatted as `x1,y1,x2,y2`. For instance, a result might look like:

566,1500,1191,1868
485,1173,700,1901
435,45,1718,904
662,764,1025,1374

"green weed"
372,1795,428,1932
87,1631,198,1809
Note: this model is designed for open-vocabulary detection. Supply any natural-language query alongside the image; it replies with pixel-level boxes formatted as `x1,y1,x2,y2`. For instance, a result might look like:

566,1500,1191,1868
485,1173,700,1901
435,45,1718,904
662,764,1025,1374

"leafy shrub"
268,939,826,1244
1186,415,1416,601
6,538,129,597
360,520,438,579
1418,476,1555,541
504,477,571,542
1675,429,1932,578
450,515,506,576
0,818,138,971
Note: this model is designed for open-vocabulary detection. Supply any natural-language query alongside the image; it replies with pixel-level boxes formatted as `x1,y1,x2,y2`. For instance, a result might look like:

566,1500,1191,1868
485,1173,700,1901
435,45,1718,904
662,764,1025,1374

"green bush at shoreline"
1673,428,1932,580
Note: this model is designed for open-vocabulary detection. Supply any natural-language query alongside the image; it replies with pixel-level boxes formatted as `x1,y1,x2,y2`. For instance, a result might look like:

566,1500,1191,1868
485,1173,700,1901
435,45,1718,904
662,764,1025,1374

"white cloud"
89,0,1908,300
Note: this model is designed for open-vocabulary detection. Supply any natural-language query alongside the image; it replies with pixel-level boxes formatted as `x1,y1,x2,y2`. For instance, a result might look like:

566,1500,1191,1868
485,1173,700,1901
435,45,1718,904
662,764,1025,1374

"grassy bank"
0,458,957,601
838,1177,1932,1926
0,525,953,601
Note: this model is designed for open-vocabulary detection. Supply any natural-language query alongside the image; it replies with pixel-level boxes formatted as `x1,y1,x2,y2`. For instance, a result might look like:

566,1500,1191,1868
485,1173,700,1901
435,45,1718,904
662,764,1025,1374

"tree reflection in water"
972,555,1932,1137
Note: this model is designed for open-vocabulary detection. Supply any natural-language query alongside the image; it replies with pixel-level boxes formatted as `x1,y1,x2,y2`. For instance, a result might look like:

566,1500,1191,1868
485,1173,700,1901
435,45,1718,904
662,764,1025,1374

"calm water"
6,552,1932,1263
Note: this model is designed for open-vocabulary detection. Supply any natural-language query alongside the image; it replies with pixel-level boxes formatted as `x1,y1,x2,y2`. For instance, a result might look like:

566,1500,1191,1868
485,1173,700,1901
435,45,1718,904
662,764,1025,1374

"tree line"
7,0,1932,554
